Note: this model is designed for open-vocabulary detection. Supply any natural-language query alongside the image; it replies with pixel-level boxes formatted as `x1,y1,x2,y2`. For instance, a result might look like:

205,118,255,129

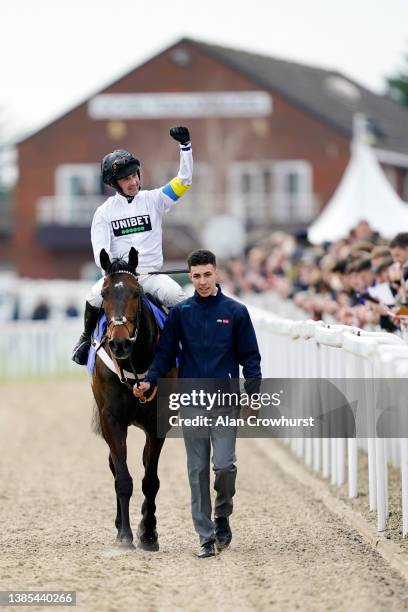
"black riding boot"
72,301,100,365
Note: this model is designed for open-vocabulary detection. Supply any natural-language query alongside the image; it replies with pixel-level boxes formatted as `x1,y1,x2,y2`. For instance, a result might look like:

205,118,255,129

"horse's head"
100,247,142,360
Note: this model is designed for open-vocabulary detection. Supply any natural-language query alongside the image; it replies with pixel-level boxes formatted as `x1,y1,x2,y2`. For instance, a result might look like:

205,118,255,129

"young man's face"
189,263,218,297
391,246,408,266
117,172,140,197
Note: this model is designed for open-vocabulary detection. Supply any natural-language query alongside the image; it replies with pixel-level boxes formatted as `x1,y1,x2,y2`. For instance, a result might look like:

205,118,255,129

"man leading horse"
72,126,192,365
134,249,262,558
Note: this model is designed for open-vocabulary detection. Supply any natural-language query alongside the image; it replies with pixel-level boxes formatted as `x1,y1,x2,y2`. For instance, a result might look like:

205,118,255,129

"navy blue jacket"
146,286,261,385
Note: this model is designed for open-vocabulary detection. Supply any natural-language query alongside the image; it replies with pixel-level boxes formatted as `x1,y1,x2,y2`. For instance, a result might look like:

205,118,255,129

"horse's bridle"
99,270,156,402
103,269,141,343
106,310,141,345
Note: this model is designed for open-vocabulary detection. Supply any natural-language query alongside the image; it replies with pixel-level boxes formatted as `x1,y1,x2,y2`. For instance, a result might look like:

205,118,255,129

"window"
228,160,315,223
46,164,105,224
56,164,103,197
154,163,213,227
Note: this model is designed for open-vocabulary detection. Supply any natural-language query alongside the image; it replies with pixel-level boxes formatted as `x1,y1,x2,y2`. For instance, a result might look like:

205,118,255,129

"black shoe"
215,517,232,551
196,541,215,558
72,301,100,365
72,334,92,365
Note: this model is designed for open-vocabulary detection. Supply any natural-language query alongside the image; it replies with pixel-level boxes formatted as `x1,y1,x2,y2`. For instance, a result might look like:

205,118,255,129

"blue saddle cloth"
86,297,168,375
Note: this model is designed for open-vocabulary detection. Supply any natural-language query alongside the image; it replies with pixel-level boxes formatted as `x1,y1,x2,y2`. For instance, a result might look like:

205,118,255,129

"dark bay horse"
91,246,171,551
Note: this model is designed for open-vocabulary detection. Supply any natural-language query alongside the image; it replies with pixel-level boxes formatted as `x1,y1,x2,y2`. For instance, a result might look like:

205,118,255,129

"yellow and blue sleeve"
162,177,190,202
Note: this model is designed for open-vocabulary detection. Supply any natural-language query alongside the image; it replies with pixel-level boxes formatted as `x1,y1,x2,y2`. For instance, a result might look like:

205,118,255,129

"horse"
91,246,171,551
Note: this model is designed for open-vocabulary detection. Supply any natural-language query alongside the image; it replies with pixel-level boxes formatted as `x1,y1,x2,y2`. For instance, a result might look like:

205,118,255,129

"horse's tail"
91,402,103,437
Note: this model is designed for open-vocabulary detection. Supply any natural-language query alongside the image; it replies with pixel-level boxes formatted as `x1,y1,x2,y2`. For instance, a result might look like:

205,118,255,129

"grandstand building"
9,37,408,278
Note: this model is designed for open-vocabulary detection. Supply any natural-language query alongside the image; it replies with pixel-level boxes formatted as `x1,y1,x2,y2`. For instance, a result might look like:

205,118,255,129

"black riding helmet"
101,149,141,201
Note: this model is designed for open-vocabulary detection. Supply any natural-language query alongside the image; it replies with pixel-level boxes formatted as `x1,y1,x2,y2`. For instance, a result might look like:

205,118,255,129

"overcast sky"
1,0,408,142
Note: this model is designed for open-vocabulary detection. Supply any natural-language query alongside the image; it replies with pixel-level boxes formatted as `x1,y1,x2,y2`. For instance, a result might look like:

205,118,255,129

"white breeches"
86,274,185,308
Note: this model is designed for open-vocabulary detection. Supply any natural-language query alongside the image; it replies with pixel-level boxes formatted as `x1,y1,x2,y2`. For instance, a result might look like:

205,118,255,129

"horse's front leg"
102,417,134,548
108,453,122,540
138,434,165,551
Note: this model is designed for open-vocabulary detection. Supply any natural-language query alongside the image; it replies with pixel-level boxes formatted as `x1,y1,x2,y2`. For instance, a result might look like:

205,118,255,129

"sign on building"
88,91,273,119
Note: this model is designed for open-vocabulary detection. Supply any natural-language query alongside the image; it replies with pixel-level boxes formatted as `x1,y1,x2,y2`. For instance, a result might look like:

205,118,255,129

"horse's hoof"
137,539,159,552
115,538,135,550
119,541,135,550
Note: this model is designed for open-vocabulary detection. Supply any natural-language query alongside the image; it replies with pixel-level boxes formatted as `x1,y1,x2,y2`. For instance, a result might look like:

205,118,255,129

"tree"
386,55,408,107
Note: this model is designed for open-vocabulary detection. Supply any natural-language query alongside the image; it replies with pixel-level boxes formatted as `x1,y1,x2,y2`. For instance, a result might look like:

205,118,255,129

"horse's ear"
99,249,111,272
128,247,139,272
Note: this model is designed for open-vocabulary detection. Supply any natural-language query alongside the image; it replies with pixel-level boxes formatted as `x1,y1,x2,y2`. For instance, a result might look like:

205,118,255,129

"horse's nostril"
109,339,121,354
109,338,131,357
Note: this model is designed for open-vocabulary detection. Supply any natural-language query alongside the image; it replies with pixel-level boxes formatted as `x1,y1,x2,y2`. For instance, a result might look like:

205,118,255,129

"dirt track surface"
1,379,408,612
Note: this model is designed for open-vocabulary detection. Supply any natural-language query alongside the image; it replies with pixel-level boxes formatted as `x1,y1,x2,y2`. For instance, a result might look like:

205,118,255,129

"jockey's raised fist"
170,126,190,145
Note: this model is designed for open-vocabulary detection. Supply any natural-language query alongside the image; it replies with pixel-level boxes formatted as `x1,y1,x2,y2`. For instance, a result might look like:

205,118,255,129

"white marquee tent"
308,141,408,244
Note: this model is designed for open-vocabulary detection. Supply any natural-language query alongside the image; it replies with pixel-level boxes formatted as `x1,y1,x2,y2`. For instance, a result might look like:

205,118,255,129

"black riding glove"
170,126,190,145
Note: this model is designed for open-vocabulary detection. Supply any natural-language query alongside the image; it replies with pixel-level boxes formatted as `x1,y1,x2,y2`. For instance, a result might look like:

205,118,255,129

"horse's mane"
105,256,144,297
106,257,136,276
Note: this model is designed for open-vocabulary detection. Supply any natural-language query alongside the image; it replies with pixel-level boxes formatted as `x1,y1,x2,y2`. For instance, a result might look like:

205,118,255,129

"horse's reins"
145,269,189,275
97,269,158,403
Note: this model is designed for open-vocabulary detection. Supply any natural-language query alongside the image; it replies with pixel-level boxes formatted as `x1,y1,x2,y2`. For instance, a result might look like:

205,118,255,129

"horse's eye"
133,291,139,299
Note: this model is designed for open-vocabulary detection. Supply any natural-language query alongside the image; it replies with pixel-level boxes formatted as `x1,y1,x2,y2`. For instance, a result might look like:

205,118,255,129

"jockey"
72,126,193,365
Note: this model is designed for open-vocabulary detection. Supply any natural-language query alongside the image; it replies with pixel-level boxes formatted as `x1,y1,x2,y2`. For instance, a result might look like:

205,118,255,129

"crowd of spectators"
6,220,408,336
220,221,408,335
7,297,79,321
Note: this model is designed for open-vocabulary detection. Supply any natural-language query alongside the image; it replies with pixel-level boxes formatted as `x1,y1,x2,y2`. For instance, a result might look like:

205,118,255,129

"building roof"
186,38,408,155
19,36,408,156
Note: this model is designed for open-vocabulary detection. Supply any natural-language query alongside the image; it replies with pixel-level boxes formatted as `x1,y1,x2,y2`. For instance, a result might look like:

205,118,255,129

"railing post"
375,436,387,531
401,438,408,537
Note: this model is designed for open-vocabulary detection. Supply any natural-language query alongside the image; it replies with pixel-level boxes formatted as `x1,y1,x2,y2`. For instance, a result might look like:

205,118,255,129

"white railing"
3,306,408,537
247,304,408,537
37,192,213,228
0,319,82,378
37,196,103,225
36,192,319,232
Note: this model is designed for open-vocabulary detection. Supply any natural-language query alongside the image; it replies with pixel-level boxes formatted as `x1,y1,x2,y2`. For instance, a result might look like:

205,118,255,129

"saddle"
145,292,169,317
143,293,168,331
